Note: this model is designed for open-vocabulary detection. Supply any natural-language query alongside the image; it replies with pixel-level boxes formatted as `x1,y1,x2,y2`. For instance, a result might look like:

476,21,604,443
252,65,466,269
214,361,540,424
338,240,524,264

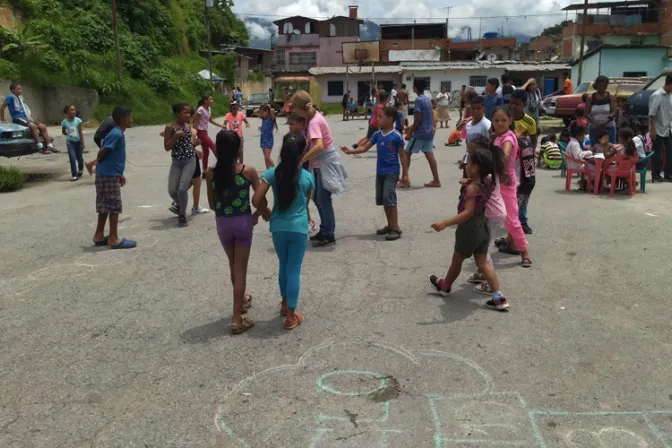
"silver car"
242,92,272,117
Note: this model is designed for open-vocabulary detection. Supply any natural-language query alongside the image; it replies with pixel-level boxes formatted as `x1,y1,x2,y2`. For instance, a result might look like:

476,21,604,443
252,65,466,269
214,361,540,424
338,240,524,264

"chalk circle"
317,370,388,397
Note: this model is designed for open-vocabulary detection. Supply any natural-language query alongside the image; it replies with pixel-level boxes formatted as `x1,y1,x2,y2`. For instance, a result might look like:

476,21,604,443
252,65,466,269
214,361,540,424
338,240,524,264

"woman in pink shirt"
291,91,347,247
192,95,225,174
491,107,532,267
224,102,250,163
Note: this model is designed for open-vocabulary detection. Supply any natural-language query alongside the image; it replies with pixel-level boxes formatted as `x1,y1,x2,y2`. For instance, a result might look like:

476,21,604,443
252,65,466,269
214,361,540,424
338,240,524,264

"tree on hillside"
207,0,249,48
540,20,572,37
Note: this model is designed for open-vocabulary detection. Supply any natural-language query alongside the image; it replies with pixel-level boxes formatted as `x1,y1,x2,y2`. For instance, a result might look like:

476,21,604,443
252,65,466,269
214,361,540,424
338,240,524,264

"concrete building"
273,7,363,75
570,44,672,82
308,66,403,105
561,0,672,60
523,35,563,61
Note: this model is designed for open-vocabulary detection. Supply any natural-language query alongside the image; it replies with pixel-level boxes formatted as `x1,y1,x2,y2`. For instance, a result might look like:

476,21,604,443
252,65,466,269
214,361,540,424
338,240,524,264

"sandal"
93,235,109,247
498,243,520,256
284,313,304,330
241,294,253,315
231,317,254,335
424,181,441,188
521,257,533,268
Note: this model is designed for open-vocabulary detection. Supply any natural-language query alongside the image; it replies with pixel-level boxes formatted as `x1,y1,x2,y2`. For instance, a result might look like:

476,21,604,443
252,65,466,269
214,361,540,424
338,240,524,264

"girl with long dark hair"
253,132,315,330
192,95,225,175
206,130,267,335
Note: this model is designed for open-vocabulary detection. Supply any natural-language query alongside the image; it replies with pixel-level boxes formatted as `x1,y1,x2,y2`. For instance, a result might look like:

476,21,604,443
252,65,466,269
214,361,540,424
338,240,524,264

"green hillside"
0,0,249,124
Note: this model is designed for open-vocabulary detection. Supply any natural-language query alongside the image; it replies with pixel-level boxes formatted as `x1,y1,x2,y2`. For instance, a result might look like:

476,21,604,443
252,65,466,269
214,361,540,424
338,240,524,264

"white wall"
317,73,403,104
400,68,506,96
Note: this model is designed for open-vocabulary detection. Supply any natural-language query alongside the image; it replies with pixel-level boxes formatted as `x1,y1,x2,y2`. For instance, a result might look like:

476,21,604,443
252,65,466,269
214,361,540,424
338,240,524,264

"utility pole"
577,0,589,84
111,0,122,75
205,0,214,84
440,6,453,60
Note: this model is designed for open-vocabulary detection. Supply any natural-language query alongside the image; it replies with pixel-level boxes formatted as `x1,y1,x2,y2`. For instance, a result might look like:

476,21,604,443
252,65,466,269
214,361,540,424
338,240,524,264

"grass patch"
0,165,27,192
320,103,345,116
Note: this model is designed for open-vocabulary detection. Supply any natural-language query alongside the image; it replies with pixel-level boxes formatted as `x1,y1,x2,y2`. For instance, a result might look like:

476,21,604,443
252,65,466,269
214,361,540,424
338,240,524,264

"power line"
235,12,575,21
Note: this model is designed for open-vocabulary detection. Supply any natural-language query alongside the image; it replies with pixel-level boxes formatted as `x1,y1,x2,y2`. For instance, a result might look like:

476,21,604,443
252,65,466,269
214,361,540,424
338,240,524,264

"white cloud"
243,19,272,39
233,0,575,38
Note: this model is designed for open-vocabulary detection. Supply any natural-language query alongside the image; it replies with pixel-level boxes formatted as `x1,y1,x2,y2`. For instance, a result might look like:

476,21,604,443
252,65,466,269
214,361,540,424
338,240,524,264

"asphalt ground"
2,115,672,448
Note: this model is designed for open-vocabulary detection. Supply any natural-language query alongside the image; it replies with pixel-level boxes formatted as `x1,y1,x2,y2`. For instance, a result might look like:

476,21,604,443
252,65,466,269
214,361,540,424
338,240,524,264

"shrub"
144,68,178,95
0,59,20,79
0,166,27,192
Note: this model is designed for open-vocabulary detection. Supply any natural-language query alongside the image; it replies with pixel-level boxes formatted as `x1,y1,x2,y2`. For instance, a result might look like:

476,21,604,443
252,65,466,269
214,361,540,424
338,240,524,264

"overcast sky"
233,0,577,42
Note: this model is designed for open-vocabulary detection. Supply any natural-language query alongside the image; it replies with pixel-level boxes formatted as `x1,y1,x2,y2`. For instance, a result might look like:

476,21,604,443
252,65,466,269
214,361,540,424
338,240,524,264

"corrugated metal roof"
401,61,570,72
309,66,403,75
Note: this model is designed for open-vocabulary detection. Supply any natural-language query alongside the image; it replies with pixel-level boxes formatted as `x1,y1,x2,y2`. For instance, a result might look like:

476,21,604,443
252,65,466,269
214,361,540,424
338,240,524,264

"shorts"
401,105,409,118
406,136,434,154
192,155,201,179
454,217,490,258
13,117,34,127
216,214,253,249
95,175,122,215
366,124,378,139
375,173,398,207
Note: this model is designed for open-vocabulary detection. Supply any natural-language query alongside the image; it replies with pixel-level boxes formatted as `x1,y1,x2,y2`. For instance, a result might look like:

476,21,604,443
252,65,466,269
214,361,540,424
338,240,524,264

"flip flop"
110,238,137,250
93,236,109,247
424,181,441,188
231,317,254,335
521,257,533,268
241,294,253,315
284,313,304,330
498,243,520,256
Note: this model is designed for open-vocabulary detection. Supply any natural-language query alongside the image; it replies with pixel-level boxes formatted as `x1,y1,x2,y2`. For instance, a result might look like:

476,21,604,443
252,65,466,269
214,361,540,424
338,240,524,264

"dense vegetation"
0,0,249,124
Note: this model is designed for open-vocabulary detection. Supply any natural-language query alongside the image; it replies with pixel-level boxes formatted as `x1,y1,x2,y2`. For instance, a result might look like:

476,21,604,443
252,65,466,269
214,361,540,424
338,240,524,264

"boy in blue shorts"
341,105,409,241
92,106,136,249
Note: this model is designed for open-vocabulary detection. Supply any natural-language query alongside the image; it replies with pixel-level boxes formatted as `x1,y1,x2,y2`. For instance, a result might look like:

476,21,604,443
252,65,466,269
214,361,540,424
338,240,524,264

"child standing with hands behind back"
341,106,409,241
61,105,85,181
428,147,509,311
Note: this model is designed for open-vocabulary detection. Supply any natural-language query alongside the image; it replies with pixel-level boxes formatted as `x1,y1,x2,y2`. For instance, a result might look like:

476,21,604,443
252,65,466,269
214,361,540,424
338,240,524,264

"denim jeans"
66,141,83,177
168,157,196,217
651,132,672,178
517,191,531,225
588,124,616,146
313,168,335,237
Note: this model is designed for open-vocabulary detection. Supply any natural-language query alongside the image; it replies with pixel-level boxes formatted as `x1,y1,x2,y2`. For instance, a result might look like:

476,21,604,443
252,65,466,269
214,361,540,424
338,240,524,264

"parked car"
549,78,649,125
626,69,672,125
408,90,434,115
242,92,278,117
0,122,40,158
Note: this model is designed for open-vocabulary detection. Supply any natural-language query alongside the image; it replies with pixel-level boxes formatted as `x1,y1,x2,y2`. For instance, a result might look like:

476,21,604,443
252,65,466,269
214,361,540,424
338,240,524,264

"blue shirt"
370,129,404,175
412,95,434,140
61,117,83,142
96,127,126,177
484,93,504,120
4,94,26,120
236,91,243,103
395,111,405,133
263,167,315,235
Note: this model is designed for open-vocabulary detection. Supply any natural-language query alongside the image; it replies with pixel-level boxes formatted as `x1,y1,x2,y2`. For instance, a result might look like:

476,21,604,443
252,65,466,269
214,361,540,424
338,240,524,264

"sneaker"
385,230,402,241
312,235,335,247
522,223,533,234
309,232,325,242
178,216,188,227
70,176,78,182
77,171,83,178
486,297,510,311
467,272,485,284
169,203,179,215
47,144,59,153
653,175,664,182
474,282,492,295
376,226,392,235
192,206,210,215
428,274,451,296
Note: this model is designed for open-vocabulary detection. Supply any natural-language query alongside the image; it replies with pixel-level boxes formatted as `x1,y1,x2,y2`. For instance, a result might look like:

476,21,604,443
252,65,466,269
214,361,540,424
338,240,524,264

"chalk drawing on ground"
214,341,672,448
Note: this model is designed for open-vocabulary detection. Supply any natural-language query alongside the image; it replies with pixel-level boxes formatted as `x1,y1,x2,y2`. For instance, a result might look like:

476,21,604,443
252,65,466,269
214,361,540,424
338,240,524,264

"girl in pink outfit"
491,107,532,268
466,134,510,293
192,95,225,174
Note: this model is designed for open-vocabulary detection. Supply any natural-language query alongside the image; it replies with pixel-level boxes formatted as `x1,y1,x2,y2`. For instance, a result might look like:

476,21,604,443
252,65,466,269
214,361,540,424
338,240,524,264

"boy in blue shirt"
341,105,409,241
0,82,56,154
92,106,136,249
483,78,503,120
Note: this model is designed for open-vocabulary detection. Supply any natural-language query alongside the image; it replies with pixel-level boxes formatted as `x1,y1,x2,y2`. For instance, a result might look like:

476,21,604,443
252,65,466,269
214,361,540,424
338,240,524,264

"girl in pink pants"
491,107,532,268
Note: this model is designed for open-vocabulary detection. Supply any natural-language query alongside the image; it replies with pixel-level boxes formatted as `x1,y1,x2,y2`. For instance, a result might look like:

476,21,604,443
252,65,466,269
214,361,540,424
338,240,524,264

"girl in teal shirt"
253,132,314,330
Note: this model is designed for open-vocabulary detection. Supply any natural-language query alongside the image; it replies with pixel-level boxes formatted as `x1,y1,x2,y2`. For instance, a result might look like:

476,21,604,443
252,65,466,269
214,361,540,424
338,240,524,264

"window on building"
440,81,452,92
327,81,344,97
330,23,337,37
469,75,487,87
289,52,317,66
623,71,647,77
275,50,285,65
283,22,293,34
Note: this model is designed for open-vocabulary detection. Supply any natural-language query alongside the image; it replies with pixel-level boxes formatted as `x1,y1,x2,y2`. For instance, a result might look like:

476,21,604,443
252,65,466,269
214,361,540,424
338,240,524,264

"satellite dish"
475,50,486,61
293,29,301,35
486,53,498,62
550,55,559,62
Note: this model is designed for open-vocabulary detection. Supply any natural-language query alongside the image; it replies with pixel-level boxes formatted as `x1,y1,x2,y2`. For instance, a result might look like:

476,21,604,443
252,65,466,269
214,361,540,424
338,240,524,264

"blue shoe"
110,238,137,249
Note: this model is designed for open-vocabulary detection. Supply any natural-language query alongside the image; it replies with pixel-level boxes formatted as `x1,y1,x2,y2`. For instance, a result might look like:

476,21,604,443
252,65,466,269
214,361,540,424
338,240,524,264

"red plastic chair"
602,155,638,197
563,153,593,191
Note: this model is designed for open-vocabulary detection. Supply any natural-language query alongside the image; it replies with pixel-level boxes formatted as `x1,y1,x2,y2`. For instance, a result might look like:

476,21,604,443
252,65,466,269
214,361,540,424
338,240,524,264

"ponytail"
213,130,241,196
275,132,306,211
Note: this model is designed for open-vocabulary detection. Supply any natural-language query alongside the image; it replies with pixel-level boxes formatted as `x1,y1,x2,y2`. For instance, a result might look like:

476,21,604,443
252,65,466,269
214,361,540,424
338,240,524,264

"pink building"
273,6,363,74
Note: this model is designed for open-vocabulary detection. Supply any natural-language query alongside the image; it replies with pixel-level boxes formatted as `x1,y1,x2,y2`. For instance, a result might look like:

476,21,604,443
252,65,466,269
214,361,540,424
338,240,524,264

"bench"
343,110,370,121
